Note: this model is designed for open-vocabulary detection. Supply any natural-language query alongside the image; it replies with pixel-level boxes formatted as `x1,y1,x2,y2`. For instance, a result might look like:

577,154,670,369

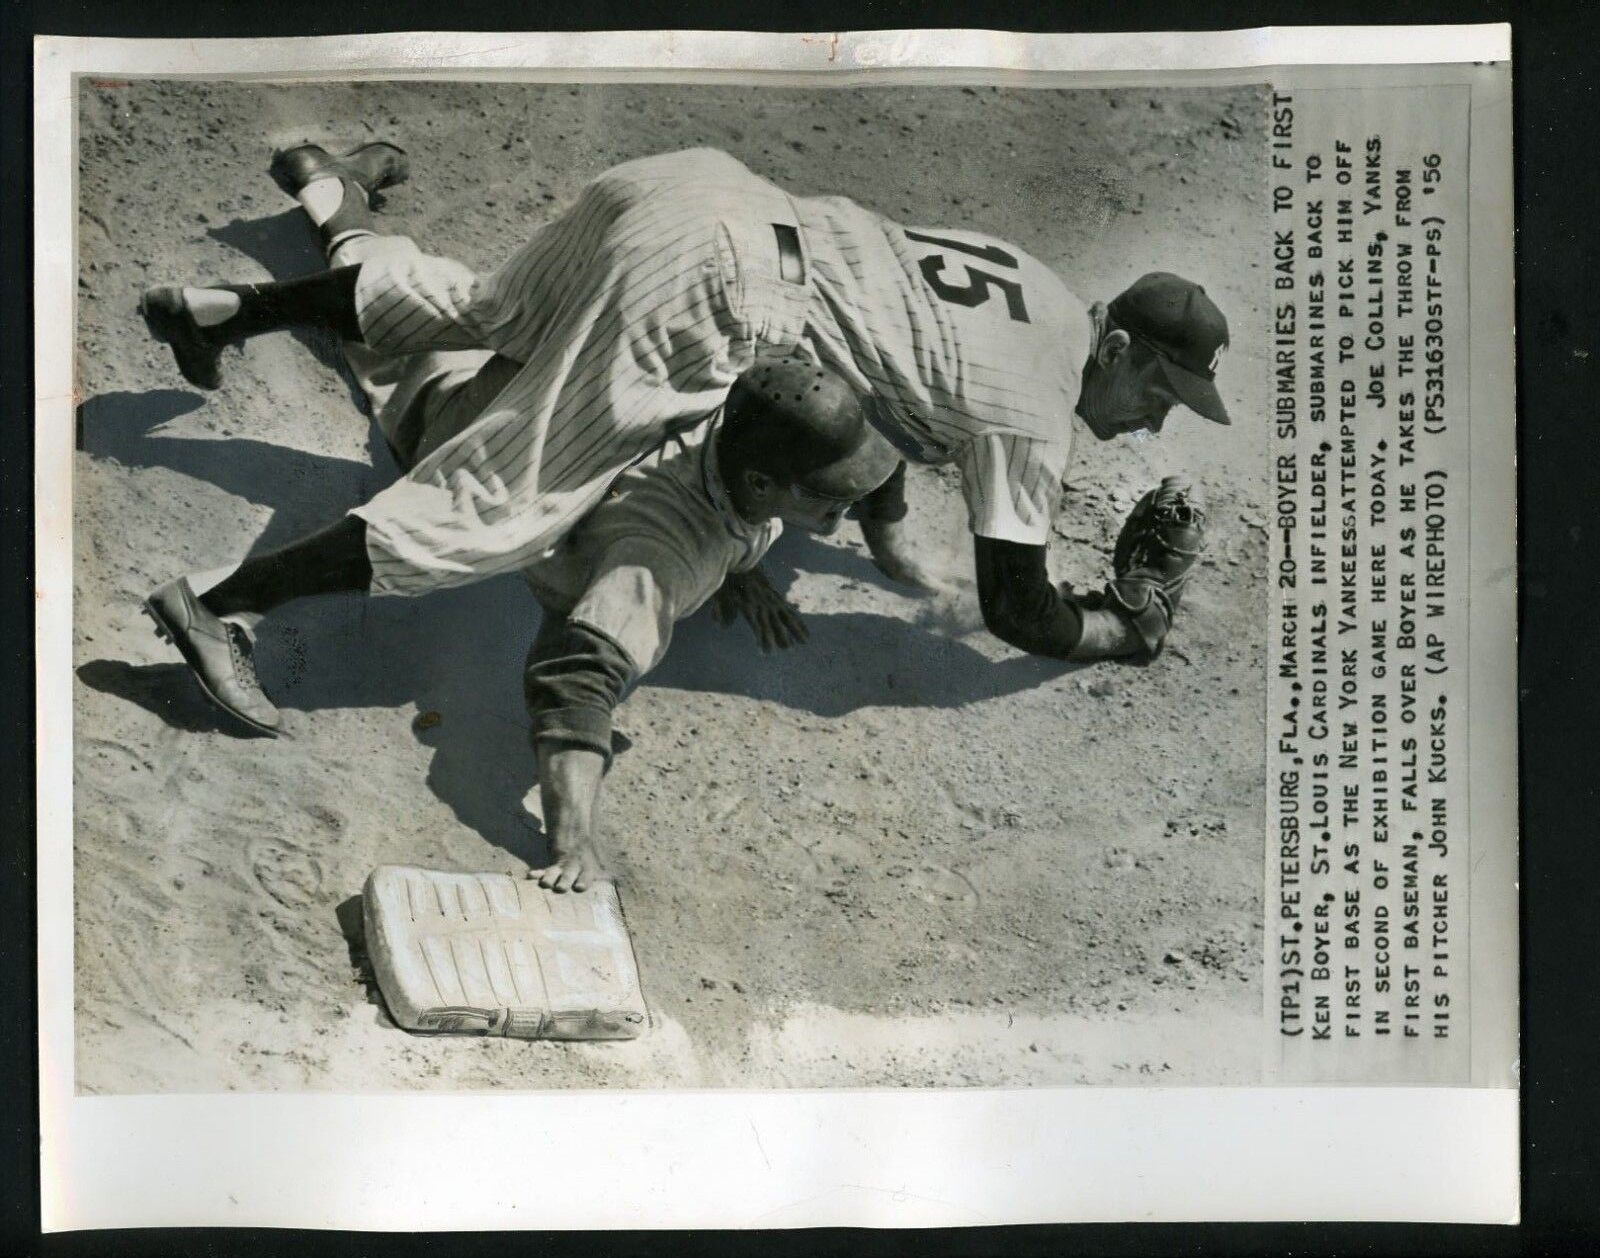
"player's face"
736,467,857,533
1079,344,1181,441
775,481,858,535
773,430,901,534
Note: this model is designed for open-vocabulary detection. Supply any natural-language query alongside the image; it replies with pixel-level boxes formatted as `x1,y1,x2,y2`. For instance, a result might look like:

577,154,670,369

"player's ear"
1095,328,1132,369
743,467,778,500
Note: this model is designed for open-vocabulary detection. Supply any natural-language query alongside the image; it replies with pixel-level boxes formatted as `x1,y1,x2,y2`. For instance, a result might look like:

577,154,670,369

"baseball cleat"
139,285,224,391
144,577,281,737
268,141,410,201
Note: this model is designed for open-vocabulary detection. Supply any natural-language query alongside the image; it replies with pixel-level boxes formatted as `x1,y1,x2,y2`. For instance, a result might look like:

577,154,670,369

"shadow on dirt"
761,524,887,589
76,384,546,859
77,572,548,866
77,387,396,554
654,526,1081,714
654,602,1075,716
76,659,260,737
334,893,396,1026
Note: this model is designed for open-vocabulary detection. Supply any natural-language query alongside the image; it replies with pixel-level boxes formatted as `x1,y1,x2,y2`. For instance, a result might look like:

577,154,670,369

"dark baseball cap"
1107,272,1232,425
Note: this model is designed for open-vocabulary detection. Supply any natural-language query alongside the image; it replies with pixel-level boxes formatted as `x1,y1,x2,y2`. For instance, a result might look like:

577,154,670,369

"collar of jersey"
700,412,777,551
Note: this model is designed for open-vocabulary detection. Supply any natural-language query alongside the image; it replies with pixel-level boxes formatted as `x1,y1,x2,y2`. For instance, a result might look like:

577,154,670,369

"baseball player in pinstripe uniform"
140,141,1228,741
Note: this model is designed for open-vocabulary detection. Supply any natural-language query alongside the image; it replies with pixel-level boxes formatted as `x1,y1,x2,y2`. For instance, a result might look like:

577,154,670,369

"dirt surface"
72,79,1270,1091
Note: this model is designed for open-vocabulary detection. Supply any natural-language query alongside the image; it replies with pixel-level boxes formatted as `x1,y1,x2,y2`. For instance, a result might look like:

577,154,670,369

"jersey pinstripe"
330,230,776,679
789,197,1089,544
347,148,1087,593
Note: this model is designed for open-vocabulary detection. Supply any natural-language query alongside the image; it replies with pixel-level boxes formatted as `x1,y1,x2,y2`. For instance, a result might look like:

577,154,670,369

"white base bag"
362,865,648,1040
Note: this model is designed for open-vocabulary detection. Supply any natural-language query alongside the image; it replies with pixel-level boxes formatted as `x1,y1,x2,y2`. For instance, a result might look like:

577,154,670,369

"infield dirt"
71,78,1270,1091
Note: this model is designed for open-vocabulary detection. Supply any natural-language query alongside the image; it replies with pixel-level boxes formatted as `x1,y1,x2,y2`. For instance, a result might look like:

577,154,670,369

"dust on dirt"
72,79,1270,1091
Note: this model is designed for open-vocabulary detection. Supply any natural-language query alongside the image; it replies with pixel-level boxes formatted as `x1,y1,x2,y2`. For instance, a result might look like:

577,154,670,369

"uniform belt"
771,223,805,284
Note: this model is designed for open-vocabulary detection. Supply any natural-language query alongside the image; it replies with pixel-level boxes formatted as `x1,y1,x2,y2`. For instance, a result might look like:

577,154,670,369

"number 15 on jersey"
905,229,1032,324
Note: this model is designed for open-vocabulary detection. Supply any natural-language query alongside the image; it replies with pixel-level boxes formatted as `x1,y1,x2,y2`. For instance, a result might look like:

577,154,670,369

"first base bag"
362,865,648,1040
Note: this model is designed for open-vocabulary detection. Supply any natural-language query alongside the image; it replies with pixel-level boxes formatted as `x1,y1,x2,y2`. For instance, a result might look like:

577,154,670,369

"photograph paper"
35,26,1517,1229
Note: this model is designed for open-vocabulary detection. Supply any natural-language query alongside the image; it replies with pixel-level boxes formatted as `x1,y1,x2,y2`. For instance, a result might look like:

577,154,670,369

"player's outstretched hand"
712,567,809,652
532,841,609,894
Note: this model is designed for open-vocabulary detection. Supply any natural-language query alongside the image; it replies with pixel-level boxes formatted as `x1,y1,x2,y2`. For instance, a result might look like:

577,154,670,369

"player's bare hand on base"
712,567,809,652
532,840,609,894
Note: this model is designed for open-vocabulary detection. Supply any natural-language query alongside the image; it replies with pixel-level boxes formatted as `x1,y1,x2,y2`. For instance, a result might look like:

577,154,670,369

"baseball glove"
1101,475,1207,657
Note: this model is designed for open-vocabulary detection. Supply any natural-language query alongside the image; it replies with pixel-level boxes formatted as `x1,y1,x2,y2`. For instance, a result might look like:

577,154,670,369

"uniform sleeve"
554,438,776,667
565,548,690,680
955,432,1069,545
523,618,637,761
525,521,749,760
972,535,1085,658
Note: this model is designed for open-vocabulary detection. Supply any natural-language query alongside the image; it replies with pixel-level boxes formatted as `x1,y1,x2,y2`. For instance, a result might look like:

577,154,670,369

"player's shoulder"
607,426,763,553
1005,240,1086,317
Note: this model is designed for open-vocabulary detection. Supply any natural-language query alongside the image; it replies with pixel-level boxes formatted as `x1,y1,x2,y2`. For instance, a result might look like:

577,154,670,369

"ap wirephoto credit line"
1266,81,1480,1084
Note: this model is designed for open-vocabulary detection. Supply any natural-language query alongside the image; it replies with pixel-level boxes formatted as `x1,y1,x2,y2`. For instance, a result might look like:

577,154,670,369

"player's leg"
144,513,374,735
140,267,364,390
139,138,466,390
143,336,519,733
141,146,721,395
165,153,751,608
350,158,810,599
269,141,410,256
141,264,521,733
144,137,616,394
198,515,373,618
303,223,506,468
355,226,744,596
139,145,406,388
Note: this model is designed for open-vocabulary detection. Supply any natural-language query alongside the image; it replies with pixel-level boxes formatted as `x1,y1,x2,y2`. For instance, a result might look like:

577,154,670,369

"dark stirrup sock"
209,265,364,342
201,515,374,618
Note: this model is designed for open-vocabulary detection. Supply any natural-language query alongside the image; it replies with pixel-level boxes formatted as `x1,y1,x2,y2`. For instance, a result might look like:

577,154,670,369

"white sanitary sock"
182,288,241,328
297,176,346,226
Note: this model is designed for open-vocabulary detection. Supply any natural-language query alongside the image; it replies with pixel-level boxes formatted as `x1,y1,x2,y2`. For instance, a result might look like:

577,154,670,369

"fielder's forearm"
855,463,957,592
1068,606,1148,660
860,517,948,592
972,536,1145,661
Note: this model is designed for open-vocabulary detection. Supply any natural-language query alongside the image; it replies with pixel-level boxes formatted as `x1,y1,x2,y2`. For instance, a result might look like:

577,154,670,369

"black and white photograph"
71,74,1272,1092
37,25,1522,1231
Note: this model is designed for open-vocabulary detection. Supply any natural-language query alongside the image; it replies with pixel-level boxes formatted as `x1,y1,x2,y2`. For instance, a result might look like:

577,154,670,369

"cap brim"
1158,358,1231,425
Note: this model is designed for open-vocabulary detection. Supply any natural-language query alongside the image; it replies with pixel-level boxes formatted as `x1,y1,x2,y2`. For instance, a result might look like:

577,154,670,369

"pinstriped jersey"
791,194,1090,546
